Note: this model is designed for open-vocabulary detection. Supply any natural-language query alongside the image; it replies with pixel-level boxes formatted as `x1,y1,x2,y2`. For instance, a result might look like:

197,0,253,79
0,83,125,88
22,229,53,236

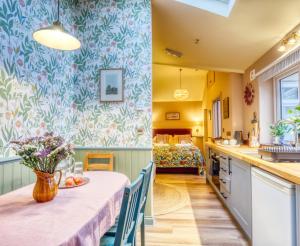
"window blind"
257,47,300,82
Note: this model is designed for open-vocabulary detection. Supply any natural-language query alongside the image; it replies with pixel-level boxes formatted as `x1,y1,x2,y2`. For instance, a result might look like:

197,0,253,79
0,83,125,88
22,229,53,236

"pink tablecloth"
0,171,129,246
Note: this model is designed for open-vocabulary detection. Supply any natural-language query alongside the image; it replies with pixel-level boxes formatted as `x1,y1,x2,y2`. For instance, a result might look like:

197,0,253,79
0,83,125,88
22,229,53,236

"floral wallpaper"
0,0,152,157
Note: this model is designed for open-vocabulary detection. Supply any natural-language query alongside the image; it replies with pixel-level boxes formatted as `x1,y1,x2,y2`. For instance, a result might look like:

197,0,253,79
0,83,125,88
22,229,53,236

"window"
277,71,300,120
212,99,222,138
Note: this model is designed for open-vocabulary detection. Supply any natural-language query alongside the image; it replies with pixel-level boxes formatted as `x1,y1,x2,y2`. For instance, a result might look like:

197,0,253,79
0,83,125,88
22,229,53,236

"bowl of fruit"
59,176,89,189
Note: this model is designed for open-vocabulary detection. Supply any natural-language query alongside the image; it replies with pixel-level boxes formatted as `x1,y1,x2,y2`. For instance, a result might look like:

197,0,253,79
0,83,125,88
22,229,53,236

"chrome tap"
277,119,299,148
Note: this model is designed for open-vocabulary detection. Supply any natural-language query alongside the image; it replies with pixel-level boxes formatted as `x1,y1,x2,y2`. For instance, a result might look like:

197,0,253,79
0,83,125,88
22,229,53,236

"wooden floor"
140,174,249,246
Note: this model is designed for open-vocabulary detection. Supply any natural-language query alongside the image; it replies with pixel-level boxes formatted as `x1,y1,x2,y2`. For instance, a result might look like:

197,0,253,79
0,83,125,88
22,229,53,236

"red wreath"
244,83,255,105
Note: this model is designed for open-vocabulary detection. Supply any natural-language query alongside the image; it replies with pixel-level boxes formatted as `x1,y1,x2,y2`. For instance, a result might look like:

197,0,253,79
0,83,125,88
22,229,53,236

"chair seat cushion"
100,235,115,246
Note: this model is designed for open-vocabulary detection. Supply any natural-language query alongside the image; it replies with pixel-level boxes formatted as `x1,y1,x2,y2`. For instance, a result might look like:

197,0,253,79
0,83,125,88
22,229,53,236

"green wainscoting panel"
74,148,154,218
0,158,36,195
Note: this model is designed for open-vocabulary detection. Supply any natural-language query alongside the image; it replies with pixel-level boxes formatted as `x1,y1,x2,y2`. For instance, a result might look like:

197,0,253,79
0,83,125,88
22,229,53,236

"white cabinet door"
252,168,296,246
230,158,252,238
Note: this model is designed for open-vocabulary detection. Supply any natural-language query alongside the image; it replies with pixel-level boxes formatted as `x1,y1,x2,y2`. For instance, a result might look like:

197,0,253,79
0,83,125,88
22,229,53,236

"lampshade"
174,88,189,100
33,21,81,51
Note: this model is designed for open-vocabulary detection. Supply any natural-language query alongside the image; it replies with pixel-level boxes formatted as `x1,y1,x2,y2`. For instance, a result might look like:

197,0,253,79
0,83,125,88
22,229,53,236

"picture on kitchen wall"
100,69,124,102
165,112,180,120
223,97,229,119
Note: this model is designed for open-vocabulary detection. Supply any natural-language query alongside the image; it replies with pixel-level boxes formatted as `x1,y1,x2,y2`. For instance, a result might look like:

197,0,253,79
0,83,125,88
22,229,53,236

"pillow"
175,134,192,144
172,135,179,144
155,134,170,144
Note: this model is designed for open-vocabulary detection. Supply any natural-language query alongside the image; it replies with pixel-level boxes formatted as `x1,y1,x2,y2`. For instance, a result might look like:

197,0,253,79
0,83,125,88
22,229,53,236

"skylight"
175,0,236,17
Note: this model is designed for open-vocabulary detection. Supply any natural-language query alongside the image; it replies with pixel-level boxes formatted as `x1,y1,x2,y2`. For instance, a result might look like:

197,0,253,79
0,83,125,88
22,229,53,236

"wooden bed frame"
153,128,201,175
153,128,192,138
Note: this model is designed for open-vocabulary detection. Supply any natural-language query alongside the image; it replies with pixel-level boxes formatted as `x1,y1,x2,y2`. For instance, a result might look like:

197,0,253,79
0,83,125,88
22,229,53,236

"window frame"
273,65,300,121
212,97,222,138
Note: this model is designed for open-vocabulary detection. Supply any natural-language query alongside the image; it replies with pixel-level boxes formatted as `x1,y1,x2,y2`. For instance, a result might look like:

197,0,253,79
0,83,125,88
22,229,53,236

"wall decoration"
223,97,229,119
244,82,255,105
207,71,215,88
0,0,152,157
100,69,123,102
165,112,180,120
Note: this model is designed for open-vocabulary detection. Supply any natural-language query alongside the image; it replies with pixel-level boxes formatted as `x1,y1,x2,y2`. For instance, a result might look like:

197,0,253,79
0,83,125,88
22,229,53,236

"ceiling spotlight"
288,33,297,45
165,48,183,58
278,40,287,52
278,44,286,52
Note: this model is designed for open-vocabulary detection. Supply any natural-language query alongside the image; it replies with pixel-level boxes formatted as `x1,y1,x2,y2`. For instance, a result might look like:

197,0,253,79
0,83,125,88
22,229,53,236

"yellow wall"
153,101,203,129
204,71,243,139
243,23,300,137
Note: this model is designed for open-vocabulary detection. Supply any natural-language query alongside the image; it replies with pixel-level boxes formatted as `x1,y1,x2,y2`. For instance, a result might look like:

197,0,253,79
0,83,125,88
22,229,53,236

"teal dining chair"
105,161,154,246
137,161,154,246
100,173,145,246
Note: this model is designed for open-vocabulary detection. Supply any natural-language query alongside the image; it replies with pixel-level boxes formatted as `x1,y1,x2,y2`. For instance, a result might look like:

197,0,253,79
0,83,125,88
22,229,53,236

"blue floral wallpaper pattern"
0,0,152,157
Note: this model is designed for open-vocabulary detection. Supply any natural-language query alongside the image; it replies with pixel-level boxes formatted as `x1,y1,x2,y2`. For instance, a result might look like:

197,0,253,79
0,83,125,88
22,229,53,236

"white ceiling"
152,0,300,73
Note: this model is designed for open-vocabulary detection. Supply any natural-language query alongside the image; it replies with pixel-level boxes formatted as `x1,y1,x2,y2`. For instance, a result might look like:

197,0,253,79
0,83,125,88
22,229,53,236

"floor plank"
139,174,249,246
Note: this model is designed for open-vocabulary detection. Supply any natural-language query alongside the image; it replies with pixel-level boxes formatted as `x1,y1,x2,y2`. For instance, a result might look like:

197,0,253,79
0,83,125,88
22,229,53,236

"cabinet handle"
228,158,232,175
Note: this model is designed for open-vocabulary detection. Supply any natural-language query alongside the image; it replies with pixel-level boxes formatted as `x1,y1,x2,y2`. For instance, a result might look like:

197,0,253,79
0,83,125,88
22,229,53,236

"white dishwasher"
252,167,296,246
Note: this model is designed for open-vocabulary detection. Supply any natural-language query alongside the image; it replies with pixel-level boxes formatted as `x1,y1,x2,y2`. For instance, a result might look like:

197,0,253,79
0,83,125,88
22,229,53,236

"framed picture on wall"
223,97,229,119
100,69,124,102
165,112,180,120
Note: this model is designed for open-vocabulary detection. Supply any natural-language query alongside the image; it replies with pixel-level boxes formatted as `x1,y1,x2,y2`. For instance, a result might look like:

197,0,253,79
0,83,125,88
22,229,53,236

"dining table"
0,171,130,246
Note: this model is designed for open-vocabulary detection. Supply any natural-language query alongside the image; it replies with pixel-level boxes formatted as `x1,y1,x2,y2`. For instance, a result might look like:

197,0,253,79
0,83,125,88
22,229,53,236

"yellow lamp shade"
174,88,189,100
33,21,81,51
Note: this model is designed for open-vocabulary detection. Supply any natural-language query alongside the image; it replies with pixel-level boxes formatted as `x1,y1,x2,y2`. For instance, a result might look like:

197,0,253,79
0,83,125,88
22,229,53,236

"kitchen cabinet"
229,157,252,238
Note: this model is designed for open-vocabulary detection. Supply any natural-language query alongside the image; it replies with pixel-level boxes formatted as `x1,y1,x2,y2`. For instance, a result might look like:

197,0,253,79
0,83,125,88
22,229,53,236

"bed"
153,129,205,175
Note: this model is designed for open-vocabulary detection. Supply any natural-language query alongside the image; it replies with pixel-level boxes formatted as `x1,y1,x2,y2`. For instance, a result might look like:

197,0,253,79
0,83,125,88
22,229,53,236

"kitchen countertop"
206,142,300,184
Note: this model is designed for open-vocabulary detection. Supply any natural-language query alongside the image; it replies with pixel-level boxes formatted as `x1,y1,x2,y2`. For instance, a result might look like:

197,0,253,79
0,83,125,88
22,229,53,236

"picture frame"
223,97,229,119
100,69,124,102
165,112,180,120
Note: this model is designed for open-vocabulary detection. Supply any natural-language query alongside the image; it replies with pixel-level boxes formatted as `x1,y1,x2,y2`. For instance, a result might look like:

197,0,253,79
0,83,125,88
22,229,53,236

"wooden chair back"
114,173,145,246
84,153,113,171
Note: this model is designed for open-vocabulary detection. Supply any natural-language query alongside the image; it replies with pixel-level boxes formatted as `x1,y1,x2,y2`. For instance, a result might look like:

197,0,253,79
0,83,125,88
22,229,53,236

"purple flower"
35,148,51,158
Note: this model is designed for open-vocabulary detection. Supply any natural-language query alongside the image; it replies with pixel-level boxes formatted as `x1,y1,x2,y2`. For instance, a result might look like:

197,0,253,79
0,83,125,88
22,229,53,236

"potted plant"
11,132,74,202
270,122,290,145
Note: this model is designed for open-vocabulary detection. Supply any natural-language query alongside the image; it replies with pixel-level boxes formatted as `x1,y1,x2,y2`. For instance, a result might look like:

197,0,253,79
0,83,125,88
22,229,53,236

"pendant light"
33,0,81,51
174,68,189,100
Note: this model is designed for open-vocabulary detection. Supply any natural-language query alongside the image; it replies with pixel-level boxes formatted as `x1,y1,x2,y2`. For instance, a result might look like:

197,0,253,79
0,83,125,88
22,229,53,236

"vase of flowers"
11,132,74,202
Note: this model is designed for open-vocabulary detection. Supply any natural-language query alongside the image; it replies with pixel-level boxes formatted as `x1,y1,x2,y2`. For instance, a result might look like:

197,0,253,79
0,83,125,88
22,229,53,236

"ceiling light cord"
179,68,182,89
57,0,60,22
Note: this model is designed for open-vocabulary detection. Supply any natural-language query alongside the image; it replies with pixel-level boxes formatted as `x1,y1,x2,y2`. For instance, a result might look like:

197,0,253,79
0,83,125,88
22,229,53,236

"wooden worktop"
206,142,300,184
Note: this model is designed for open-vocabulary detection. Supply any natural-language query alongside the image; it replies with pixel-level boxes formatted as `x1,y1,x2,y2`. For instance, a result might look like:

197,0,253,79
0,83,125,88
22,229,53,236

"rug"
153,181,190,216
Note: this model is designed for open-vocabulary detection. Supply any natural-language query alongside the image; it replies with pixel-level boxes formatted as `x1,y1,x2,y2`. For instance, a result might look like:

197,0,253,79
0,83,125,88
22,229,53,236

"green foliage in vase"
270,122,290,137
